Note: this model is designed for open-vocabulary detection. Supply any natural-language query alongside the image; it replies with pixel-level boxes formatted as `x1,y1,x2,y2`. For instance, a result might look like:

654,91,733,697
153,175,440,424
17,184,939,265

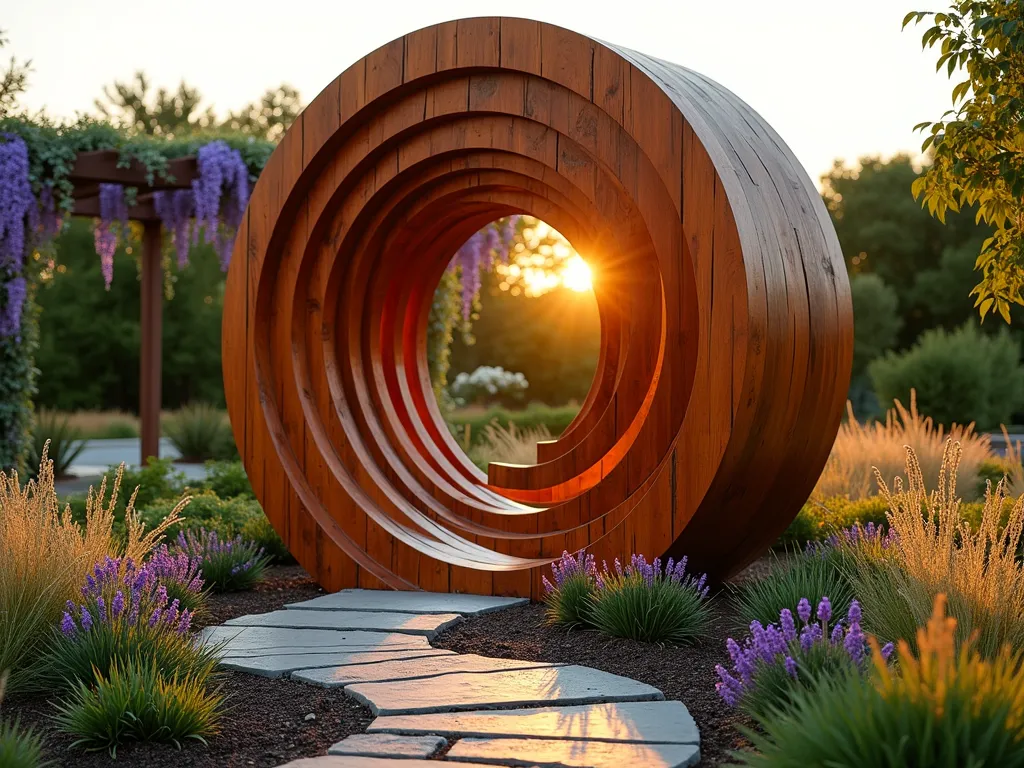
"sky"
7,0,953,187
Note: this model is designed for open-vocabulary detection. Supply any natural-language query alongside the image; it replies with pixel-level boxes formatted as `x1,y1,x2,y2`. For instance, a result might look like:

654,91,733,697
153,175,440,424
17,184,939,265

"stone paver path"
208,589,700,768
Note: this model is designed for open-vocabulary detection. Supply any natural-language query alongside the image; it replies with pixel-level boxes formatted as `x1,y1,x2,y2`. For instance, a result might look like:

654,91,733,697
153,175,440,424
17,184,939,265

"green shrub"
779,495,890,547
446,403,580,445
28,413,86,479
238,514,292,564
0,675,49,768
732,596,1024,768
164,404,234,463
589,556,711,645
732,548,856,629
55,658,222,756
868,322,1024,429
200,460,253,499
541,551,596,629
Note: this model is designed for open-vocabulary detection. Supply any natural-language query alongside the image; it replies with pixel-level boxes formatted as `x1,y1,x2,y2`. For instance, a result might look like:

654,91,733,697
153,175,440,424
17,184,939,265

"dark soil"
4,566,373,768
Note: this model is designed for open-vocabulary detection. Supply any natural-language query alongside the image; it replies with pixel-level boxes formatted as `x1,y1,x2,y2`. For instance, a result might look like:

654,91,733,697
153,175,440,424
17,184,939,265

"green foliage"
427,267,464,400
201,460,253,500
850,274,902,377
28,412,85,478
904,3,1024,322
732,549,856,630
868,322,1024,428
779,496,891,547
0,288,38,475
589,572,711,646
542,572,595,629
55,658,222,756
447,403,581,445
163,403,233,462
237,514,291,564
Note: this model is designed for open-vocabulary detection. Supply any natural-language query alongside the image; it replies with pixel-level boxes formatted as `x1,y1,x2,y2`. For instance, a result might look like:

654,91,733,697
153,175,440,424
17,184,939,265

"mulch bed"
5,561,771,767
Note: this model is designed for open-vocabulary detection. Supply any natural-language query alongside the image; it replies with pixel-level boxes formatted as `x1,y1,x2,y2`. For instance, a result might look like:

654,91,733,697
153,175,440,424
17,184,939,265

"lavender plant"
146,545,206,615
45,556,215,689
715,596,894,718
589,555,711,645
174,528,270,592
542,550,597,628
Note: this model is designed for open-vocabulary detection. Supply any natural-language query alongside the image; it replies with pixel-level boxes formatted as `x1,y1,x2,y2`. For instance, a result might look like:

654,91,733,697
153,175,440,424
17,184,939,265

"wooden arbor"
69,151,199,464
222,18,853,597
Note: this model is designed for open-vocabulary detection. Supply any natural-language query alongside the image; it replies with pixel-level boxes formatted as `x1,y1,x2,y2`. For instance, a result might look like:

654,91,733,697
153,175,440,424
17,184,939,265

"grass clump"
164,403,234,463
732,547,858,629
732,594,1024,767
0,445,180,692
28,410,85,479
467,420,552,469
589,555,711,645
813,392,991,502
852,440,1024,657
55,658,222,756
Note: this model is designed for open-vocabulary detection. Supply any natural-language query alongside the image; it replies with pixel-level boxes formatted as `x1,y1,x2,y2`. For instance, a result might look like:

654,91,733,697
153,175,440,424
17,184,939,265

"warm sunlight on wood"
562,255,593,292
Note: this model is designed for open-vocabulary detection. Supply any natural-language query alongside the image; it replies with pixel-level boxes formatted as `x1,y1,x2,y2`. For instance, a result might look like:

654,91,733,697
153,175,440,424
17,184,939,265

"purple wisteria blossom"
0,276,26,339
93,183,128,288
192,140,250,269
58,556,193,638
714,597,895,708
0,133,33,272
153,189,195,268
447,215,522,320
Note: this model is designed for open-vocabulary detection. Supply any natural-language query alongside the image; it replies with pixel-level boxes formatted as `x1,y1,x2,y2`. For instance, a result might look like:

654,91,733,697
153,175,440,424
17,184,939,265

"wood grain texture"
221,17,852,596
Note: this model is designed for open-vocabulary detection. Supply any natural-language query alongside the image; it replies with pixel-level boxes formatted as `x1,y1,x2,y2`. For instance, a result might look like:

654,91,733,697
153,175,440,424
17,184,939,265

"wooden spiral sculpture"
222,17,853,597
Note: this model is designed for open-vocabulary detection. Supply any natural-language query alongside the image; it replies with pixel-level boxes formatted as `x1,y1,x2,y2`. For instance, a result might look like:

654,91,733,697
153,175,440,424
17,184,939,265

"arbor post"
140,221,162,465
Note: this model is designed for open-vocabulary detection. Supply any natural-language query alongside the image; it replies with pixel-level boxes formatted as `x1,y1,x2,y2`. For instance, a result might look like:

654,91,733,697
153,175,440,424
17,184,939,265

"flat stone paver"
199,626,434,656
220,649,455,678
223,610,461,639
293,653,563,687
345,665,664,716
326,733,446,759
446,736,700,767
287,589,528,616
367,700,699,745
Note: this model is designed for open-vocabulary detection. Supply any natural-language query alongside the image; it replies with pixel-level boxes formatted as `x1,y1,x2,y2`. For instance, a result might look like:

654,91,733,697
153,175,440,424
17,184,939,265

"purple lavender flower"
797,598,812,624
60,612,76,637
817,596,832,624
779,609,796,642
80,607,93,632
847,600,862,624
783,655,798,679
111,590,125,618
881,642,895,661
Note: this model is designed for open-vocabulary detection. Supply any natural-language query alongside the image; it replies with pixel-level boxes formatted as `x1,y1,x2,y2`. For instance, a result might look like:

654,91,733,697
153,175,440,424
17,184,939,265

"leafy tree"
95,72,216,137
851,274,903,377
222,85,303,141
822,155,994,344
0,29,30,118
96,73,302,141
904,2,1024,321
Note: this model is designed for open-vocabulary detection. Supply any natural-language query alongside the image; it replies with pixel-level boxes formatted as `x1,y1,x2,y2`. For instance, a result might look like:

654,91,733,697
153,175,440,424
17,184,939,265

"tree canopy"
904,1,1024,322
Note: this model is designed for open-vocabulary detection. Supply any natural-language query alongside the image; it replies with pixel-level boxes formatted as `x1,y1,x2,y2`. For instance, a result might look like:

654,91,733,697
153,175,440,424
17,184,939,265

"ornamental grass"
0,444,182,692
733,595,1024,767
852,440,1024,658
55,657,223,757
468,420,553,468
813,392,991,501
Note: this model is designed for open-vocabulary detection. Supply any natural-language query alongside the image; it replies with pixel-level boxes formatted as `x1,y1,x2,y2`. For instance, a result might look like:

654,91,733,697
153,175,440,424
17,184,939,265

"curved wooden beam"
222,17,853,596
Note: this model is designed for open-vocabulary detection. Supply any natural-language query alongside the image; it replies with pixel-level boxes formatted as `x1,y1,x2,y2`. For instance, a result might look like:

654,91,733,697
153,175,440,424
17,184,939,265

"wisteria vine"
448,214,521,321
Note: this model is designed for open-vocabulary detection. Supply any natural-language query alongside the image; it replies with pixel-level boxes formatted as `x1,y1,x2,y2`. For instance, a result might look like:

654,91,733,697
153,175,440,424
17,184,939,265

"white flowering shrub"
449,366,529,407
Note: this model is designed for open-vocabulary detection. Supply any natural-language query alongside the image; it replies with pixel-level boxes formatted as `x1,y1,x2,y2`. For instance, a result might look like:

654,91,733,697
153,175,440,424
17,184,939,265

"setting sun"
562,255,593,292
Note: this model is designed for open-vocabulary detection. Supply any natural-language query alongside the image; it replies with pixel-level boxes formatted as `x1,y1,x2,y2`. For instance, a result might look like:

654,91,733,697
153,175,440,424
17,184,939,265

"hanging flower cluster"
99,139,251,282
93,183,127,289
448,214,522,321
